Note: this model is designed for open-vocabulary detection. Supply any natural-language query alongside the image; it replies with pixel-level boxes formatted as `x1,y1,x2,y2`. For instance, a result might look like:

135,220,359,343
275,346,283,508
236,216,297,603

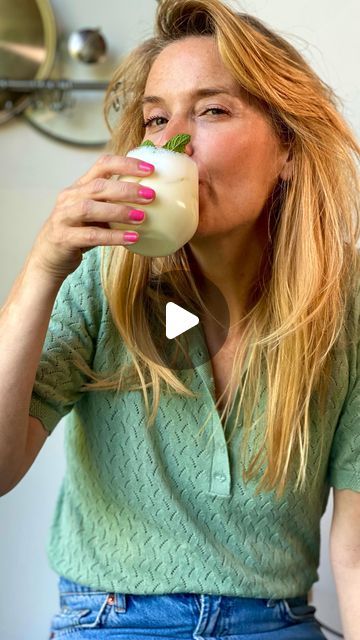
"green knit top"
29,247,360,598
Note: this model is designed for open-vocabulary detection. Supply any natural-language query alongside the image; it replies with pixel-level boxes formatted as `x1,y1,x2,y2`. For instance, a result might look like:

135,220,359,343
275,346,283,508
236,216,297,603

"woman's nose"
160,134,194,156
158,121,194,156
182,139,194,156
184,140,194,156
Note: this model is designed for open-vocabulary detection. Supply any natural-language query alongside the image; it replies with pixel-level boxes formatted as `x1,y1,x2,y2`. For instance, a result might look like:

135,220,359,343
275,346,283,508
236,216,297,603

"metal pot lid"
0,0,56,123
23,50,111,147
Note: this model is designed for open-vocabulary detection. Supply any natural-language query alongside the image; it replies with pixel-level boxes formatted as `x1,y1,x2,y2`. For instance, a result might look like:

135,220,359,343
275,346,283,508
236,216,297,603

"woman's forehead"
144,36,236,93
143,36,258,111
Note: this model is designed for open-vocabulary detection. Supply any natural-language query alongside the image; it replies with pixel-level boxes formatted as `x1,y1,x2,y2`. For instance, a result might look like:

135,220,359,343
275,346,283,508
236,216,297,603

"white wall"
0,1,358,639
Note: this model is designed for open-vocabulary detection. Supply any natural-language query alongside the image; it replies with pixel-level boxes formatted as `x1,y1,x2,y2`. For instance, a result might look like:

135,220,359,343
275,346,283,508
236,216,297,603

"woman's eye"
143,116,167,128
202,107,229,116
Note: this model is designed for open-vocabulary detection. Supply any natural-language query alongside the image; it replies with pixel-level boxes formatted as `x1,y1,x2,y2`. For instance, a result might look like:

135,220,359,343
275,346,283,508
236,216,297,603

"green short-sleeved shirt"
29,247,360,598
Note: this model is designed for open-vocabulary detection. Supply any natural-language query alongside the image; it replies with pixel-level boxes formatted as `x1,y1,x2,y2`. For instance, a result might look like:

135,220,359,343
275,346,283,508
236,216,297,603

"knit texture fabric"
29,247,360,598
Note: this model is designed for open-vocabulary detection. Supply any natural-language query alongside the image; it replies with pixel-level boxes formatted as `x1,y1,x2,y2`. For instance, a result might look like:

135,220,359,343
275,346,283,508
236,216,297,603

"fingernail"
123,231,139,243
129,209,145,222
138,161,154,172
138,186,155,200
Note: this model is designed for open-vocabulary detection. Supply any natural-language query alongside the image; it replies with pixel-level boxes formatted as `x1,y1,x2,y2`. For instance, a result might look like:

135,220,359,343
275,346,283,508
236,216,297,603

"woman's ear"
279,146,293,181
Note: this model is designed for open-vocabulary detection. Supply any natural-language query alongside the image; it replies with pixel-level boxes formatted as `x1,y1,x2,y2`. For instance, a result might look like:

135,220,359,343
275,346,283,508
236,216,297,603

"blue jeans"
48,575,327,639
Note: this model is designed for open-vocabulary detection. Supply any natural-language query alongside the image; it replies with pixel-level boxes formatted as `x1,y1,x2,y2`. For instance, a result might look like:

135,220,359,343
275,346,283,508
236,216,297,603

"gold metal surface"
0,0,56,122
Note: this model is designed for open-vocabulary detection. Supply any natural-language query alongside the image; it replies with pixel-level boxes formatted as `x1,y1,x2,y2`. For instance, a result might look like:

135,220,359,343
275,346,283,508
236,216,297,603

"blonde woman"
1,0,359,638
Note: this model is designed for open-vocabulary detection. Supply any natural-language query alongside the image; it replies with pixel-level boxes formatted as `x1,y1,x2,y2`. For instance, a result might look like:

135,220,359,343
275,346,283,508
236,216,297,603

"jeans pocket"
281,598,317,624
50,591,111,637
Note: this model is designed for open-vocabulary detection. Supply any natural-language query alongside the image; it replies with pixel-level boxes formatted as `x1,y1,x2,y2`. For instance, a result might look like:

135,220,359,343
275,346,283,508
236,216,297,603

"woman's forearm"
0,256,62,494
333,560,360,639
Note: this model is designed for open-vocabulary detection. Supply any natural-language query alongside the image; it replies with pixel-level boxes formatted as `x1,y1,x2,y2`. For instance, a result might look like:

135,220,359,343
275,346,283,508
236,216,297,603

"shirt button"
214,472,226,482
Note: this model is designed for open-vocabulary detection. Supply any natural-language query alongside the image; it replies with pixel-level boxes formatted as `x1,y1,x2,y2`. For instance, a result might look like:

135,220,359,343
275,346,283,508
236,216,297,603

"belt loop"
114,593,126,613
266,598,278,607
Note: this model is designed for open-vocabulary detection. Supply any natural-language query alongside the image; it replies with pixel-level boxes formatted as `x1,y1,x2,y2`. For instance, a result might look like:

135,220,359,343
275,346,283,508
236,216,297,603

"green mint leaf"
162,134,191,153
140,139,156,147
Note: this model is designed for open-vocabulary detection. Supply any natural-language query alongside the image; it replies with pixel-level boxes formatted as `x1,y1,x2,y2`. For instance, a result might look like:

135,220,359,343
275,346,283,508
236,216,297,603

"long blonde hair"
75,0,360,496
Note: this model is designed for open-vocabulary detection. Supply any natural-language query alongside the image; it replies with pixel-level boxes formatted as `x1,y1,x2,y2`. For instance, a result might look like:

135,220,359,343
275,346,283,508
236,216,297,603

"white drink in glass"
109,145,199,257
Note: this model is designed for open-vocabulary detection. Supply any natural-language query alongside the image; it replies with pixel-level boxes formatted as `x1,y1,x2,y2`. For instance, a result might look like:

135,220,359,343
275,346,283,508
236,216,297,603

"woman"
0,0,359,638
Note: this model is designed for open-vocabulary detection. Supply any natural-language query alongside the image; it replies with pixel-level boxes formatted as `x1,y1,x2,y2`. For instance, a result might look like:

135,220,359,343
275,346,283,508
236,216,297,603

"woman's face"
142,36,291,238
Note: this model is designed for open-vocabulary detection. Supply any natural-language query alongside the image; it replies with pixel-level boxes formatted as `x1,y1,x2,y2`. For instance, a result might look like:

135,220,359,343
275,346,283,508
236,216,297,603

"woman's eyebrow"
141,87,238,106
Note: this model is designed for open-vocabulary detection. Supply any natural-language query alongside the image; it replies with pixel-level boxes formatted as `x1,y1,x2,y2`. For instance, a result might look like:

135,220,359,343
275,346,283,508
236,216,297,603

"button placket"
210,436,231,497
189,328,232,497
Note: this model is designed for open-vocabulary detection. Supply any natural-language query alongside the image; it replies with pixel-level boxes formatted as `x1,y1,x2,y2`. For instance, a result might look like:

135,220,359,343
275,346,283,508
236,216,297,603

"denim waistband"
58,575,308,606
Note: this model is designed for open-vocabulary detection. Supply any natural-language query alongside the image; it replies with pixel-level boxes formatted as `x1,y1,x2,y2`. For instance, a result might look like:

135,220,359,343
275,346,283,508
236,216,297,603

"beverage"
109,145,199,257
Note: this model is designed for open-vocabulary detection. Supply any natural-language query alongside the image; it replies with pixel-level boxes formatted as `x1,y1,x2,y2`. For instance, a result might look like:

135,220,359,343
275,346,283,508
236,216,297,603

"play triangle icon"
165,302,199,339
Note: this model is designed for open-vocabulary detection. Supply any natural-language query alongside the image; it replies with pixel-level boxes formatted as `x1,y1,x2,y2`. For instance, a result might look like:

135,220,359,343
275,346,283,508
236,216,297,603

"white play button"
165,302,199,339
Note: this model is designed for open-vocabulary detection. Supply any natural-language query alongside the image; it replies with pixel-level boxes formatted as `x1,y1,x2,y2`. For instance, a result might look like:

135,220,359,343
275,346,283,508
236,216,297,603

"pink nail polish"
123,231,139,243
129,209,145,221
138,186,155,200
138,161,154,172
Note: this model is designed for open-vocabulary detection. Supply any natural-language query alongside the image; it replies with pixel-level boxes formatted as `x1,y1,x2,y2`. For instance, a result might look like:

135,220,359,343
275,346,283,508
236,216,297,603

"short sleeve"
29,248,104,435
327,276,360,491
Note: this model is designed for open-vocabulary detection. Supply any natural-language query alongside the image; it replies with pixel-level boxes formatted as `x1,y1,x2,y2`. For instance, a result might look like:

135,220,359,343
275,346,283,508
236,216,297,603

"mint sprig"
140,133,190,153
140,140,156,148
162,134,191,153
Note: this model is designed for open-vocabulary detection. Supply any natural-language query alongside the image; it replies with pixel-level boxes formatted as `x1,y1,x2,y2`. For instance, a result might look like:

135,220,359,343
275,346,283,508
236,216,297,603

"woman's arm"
0,262,62,495
0,153,154,495
330,487,360,639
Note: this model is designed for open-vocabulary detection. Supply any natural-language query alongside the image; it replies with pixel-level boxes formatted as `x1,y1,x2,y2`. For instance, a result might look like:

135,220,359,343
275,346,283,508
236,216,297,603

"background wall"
0,1,358,639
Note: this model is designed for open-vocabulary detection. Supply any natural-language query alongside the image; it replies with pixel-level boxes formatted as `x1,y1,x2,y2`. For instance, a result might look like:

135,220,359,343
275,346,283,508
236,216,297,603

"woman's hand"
28,153,155,282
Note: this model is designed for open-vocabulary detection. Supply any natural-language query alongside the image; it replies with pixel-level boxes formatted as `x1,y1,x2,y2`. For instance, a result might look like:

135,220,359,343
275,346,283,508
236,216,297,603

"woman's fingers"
73,153,154,187
59,200,146,227
60,225,140,249
26,152,155,282
73,176,155,205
